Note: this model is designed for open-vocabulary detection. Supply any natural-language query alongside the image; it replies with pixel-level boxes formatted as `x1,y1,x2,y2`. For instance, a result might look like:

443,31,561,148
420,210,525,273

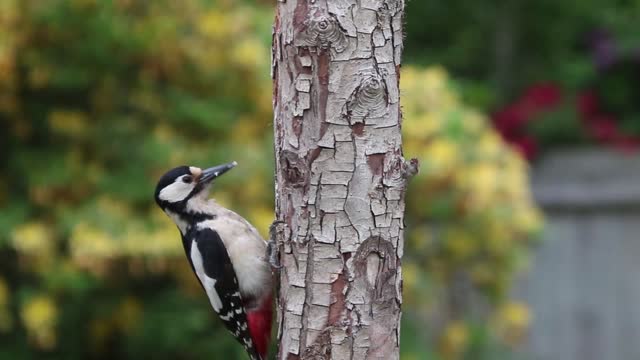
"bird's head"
154,161,237,214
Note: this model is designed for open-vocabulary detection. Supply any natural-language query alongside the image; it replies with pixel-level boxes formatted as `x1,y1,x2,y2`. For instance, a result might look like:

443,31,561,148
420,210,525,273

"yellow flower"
21,295,58,350
499,302,531,328
485,222,511,255
48,110,89,137
461,111,485,134
513,207,544,234
11,221,55,256
477,131,503,159
423,66,449,89
494,302,532,345
401,66,459,116
123,219,182,257
69,222,118,261
198,10,230,40
231,38,267,69
439,321,469,359
403,113,442,141
462,162,499,209
399,67,419,89
422,138,458,174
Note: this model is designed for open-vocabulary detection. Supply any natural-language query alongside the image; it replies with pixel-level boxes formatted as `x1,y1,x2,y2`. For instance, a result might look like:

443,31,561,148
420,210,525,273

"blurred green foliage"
1,0,274,358
405,0,640,107
1,1,541,359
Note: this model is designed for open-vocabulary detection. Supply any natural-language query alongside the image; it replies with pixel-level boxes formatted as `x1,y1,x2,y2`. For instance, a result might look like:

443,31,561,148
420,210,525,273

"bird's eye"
182,175,193,183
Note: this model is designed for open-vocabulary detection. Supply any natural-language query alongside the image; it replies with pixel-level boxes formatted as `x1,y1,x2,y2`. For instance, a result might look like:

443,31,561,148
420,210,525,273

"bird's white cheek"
158,181,194,203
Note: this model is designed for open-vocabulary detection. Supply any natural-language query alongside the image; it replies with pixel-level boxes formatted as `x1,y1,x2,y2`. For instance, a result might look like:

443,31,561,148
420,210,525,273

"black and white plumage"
187,227,257,357
154,162,272,360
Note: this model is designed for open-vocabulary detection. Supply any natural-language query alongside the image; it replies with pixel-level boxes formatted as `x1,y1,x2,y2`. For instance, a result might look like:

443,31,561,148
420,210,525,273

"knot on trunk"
280,150,309,187
345,74,389,124
352,236,398,300
296,13,347,52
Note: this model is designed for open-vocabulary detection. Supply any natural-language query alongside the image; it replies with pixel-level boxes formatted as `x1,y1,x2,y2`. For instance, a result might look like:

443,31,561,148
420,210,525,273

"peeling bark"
272,1,408,359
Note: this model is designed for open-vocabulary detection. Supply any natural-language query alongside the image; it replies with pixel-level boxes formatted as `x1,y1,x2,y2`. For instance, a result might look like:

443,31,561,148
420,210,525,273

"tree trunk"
271,1,409,359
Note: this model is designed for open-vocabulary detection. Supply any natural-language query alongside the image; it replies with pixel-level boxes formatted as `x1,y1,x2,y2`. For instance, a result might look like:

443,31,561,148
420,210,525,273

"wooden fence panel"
516,149,640,360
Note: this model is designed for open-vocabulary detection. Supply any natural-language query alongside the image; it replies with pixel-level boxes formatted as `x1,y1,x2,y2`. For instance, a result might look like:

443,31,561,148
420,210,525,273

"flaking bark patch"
351,122,365,136
367,154,385,176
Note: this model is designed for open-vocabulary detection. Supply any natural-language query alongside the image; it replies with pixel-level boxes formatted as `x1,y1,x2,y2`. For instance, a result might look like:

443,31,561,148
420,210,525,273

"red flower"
493,83,563,137
492,81,640,161
577,91,599,117
522,83,562,109
493,104,529,135
587,116,618,141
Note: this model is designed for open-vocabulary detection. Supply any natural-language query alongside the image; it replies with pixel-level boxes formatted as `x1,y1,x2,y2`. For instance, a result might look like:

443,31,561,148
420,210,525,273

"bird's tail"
247,294,273,360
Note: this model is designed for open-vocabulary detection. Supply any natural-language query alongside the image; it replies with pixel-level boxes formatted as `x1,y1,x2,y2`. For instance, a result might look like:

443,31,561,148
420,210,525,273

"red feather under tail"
247,294,273,360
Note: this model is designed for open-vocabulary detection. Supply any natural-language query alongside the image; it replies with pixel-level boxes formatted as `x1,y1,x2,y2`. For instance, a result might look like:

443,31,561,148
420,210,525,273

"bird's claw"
267,240,282,270
267,220,285,270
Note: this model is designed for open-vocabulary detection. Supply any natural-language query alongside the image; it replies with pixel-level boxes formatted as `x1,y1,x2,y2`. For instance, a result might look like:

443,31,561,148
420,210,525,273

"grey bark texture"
271,1,410,359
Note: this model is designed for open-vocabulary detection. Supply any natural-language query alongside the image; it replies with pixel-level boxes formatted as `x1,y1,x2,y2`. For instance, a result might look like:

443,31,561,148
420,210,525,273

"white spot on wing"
190,242,223,312
220,311,234,321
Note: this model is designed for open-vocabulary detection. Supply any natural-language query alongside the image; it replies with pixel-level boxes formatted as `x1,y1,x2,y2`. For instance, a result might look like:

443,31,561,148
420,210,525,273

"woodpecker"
154,162,273,360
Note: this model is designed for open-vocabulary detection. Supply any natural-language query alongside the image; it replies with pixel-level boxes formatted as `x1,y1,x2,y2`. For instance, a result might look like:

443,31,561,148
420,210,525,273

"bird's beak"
199,161,238,184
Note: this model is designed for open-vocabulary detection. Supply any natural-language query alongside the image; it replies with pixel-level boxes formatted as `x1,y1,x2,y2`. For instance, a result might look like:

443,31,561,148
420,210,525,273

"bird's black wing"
189,227,262,360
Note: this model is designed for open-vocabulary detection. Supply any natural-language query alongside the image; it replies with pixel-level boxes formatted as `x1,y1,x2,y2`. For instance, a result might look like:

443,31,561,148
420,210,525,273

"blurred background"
0,0,637,359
